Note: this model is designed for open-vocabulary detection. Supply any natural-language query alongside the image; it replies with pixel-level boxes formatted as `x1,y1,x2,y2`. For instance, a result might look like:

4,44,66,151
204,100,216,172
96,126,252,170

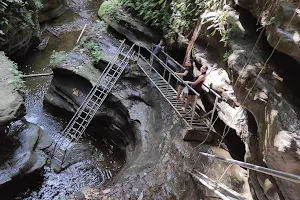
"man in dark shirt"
174,59,194,101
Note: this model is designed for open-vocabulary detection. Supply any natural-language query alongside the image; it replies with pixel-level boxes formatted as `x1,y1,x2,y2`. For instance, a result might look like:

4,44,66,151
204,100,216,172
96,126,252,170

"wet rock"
194,6,300,199
0,1,40,55
45,29,137,148
39,0,66,22
235,0,300,63
182,129,213,143
0,120,53,186
0,52,25,129
99,5,160,48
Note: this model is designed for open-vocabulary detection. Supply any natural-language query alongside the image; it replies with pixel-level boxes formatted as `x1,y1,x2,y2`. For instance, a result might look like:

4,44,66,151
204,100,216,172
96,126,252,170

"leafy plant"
0,0,39,41
120,0,204,43
49,51,67,68
84,40,102,62
223,51,231,61
34,0,43,9
12,63,25,91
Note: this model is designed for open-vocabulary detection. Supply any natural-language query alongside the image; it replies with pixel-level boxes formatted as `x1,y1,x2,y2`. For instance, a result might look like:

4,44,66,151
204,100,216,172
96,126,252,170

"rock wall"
235,0,300,63
39,0,66,22
195,6,300,200
99,6,160,48
0,0,40,56
0,52,25,132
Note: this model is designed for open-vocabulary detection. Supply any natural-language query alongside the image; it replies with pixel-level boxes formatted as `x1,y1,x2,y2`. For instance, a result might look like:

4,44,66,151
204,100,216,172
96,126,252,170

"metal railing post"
137,45,141,63
163,56,168,79
167,72,172,95
210,96,218,125
150,44,154,66
199,152,300,184
191,95,198,126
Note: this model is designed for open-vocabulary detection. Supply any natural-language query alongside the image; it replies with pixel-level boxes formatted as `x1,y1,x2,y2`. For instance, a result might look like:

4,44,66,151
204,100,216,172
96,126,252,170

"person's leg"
184,95,193,109
176,85,184,99
182,92,187,102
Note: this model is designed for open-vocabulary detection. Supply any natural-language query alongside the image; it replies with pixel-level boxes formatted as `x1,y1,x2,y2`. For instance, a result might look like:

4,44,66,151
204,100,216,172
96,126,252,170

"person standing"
174,59,194,101
184,65,208,109
153,38,166,56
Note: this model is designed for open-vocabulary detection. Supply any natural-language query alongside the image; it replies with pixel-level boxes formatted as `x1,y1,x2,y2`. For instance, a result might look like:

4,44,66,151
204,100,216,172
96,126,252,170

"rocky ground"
99,1,300,200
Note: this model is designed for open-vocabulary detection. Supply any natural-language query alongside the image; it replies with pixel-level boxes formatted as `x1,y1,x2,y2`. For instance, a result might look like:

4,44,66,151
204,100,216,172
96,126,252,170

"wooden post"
76,24,87,44
183,17,204,64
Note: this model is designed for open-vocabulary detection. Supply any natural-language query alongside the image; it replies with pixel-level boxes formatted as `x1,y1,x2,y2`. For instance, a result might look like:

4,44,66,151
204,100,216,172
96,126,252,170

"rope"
217,3,300,147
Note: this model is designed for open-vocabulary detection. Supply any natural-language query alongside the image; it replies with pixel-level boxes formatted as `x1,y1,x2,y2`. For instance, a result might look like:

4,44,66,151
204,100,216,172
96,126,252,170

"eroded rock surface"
0,120,53,186
194,6,300,200
0,1,40,55
235,0,300,63
99,6,160,48
39,0,66,22
0,52,25,129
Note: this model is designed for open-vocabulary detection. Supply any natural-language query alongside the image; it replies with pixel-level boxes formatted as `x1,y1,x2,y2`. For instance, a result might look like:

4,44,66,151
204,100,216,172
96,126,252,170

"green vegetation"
120,0,231,44
12,62,25,91
130,65,137,71
0,0,39,42
98,0,120,18
49,51,67,68
84,40,102,63
223,51,231,61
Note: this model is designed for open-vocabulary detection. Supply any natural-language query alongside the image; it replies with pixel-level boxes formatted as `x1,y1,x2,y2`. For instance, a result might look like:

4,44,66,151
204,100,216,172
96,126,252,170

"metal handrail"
153,43,221,99
199,152,300,184
141,43,200,96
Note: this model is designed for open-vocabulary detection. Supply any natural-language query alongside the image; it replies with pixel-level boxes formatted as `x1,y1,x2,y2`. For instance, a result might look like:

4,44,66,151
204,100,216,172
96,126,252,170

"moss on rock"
98,0,119,18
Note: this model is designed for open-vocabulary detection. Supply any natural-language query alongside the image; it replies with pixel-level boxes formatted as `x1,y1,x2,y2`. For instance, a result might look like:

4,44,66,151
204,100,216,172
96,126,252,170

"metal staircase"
136,44,220,133
138,60,209,130
50,41,135,171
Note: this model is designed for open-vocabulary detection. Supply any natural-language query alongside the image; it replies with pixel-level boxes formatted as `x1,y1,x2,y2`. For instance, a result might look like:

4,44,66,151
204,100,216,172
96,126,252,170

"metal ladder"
50,41,136,170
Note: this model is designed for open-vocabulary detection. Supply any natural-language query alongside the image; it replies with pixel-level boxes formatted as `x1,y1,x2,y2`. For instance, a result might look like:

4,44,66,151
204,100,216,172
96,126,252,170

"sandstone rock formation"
235,0,300,63
0,120,53,186
99,6,160,48
0,52,25,131
39,0,66,22
194,6,300,200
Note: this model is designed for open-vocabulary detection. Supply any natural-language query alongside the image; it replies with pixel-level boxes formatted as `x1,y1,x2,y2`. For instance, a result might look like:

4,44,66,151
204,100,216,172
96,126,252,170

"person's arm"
175,70,188,76
186,75,205,86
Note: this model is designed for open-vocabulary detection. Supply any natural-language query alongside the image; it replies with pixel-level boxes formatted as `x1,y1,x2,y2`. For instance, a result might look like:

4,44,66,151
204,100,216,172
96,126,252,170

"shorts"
188,88,202,96
179,81,185,87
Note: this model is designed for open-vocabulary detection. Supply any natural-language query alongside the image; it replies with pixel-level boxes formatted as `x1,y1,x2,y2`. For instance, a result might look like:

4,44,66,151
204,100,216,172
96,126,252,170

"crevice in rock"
236,5,300,108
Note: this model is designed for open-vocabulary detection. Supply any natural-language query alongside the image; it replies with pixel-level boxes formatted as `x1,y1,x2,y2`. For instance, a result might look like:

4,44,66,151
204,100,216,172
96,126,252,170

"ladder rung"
55,149,65,156
66,132,77,140
53,156,62,163
78,116,88,122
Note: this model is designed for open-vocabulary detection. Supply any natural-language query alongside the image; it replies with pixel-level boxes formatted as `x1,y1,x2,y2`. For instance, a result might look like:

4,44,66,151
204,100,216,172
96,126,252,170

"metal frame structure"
50,41,136,170
136,44,220,131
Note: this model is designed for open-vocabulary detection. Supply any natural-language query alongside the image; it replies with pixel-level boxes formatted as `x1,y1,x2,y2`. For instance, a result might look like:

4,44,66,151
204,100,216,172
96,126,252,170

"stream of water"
2,1,126,199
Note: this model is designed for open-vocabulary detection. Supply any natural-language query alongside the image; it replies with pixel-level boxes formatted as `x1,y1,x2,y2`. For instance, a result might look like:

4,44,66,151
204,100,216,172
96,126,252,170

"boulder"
0,120,53,186
99,4,160,48
39,0,66,22
235,0,300,63
0,52,25,128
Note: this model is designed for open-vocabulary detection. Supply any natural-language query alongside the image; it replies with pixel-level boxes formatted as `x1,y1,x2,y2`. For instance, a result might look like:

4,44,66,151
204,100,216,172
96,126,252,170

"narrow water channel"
1,1,126,199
